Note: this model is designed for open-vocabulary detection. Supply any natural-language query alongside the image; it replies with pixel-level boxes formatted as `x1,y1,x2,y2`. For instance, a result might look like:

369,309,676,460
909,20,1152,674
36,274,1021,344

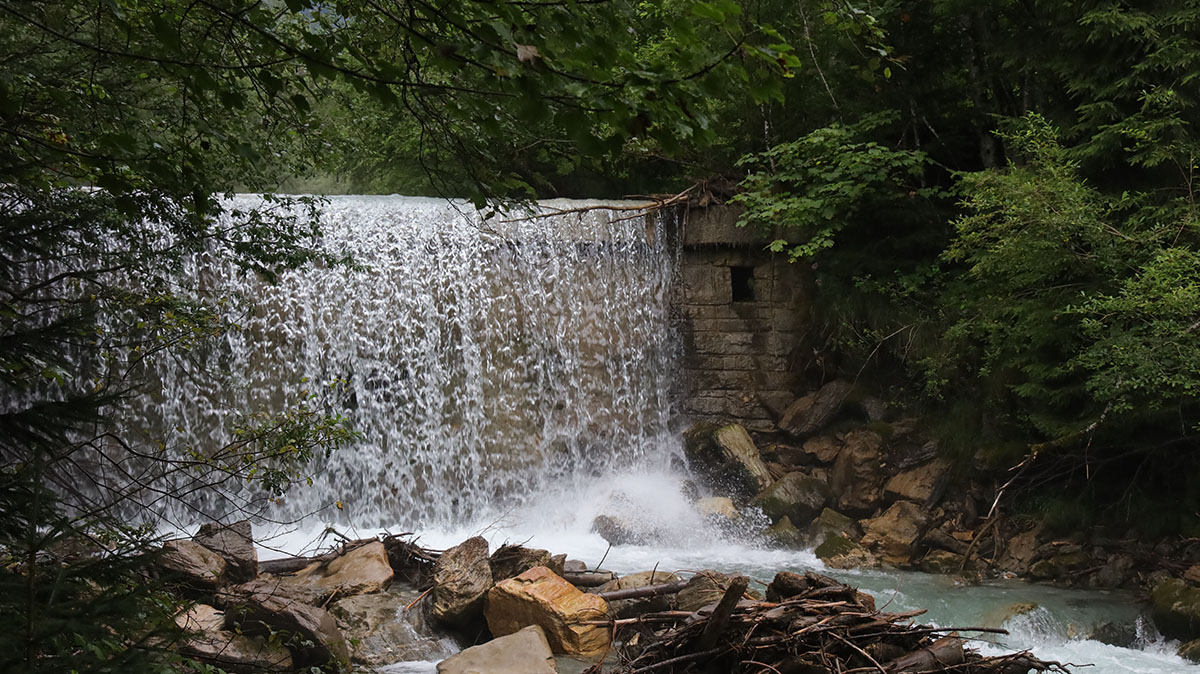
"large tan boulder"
802,435,842,463
778,380,854,437
432,536,493,627
829,430,886,516
860,501,929,567
291,541,393,601
883,459,950,505
683,422,773,501
484,566,609,657
437,625,557,674
194,520,258,583
159,539,227,590
176,604,293,672
218,578,350,670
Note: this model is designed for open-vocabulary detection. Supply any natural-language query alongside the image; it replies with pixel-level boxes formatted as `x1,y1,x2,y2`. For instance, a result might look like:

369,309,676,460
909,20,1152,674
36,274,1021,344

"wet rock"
290,540,394,601
985,602,1039,628
804,508,862,547
159,539,227,591
814,534,878,569
330,589,452,666
695,496,738,520
1179,638,1200,663
176,604,294,673
194,520,257,584
1028,550,1090,582
883,459,950,505
683,422,773,500
1151,578,1200,641
437,625,557,674
1088,552,1134,590
765,571,812,601
996,528,1041,576
829,430,886,516
801,435,842,463
485,566,610,657
591,514,641,546
598,570,683,618
752,473,830,527
1088,620,1137,648
778,380,854,437
919,550,967,575
491,545,558,582
860,501,929,567
766,517,805,548
432,536,493,627
219,578,351,670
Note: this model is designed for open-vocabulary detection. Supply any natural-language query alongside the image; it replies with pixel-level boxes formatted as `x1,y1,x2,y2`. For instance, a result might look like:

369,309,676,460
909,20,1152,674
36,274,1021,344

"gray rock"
597,570,683,618
219,577,351,670
804,508,862,547
751,472,830,527
176,604,293,673
437,625,557,674
829,430,885,516
1089,552,1134,589
778,380,854,437
159,539,227,590
194,520,257,583
432,536,493,627
683,422,773,501
765,516,805,548
676,571,731,612
330,589,455,666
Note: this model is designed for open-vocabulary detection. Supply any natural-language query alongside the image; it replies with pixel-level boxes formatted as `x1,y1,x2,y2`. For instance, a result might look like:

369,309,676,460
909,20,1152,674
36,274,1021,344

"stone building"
673,206,811,431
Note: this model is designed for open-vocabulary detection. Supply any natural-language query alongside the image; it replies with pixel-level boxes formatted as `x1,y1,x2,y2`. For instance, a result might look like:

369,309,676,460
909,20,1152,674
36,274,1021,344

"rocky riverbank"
594,379,1200,662
158,523,1072,673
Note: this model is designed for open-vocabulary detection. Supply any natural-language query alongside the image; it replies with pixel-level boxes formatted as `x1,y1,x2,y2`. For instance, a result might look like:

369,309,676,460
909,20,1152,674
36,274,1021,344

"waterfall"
131,195,683,530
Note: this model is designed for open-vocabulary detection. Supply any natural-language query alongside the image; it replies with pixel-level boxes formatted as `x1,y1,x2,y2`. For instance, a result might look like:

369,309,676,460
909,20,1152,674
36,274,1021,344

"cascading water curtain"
130,196,684,530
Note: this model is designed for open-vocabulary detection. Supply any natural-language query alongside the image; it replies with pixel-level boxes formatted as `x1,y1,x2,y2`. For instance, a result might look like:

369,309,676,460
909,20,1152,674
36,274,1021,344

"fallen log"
888,634,965,672
596,580,690,602
565,570,616,587
697,575,748,652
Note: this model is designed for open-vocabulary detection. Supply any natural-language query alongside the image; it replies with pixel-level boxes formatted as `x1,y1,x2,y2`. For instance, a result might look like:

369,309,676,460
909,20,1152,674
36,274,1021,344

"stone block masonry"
673,206,810,431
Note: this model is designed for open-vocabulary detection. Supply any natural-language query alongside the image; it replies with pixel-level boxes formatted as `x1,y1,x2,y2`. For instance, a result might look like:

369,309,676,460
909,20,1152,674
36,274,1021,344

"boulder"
801,435,842,463
804,508,862,547
491,545,559,582
1179,638,1200,664
814,534,878,569
1088,552,1134,590
683,422,773,501
860,501,929,567
995,528,1041,576
919,550,967,575
1151,578,1200,641
597,570,683,618
829,431,886,516
194,520,257,583
330,590,454,666
765,517,804,548
765,571,813,602
1027,550,1090,582
778,380,854,437
883,459,950,505
1088,621,1137,648
437,625,557,674
176,604,294,673
695,496,738,520
432,536,493,627
219,578,351,670
591,514,642,546
984,602,1039,628
751,473,830,527
290,541,393,601
485,566,609,657
159,539,227,590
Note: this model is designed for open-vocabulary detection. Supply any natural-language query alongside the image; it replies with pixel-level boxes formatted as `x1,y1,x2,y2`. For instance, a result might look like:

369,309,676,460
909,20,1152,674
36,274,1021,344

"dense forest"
2,0,1199,671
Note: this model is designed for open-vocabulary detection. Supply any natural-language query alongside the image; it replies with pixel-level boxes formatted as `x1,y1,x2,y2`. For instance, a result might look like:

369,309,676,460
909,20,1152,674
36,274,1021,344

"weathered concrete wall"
675,206,809,431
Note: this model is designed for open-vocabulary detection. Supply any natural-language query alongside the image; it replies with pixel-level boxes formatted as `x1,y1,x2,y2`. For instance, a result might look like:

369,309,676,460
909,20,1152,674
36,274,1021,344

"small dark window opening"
730,265,755,302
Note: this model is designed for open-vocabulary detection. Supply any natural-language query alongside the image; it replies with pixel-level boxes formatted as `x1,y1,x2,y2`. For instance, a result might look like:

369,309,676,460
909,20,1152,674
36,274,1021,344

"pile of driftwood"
587,571,1072,674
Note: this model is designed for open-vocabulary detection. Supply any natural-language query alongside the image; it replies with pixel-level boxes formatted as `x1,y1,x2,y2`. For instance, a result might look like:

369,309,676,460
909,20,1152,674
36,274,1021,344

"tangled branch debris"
586,571,1072,674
